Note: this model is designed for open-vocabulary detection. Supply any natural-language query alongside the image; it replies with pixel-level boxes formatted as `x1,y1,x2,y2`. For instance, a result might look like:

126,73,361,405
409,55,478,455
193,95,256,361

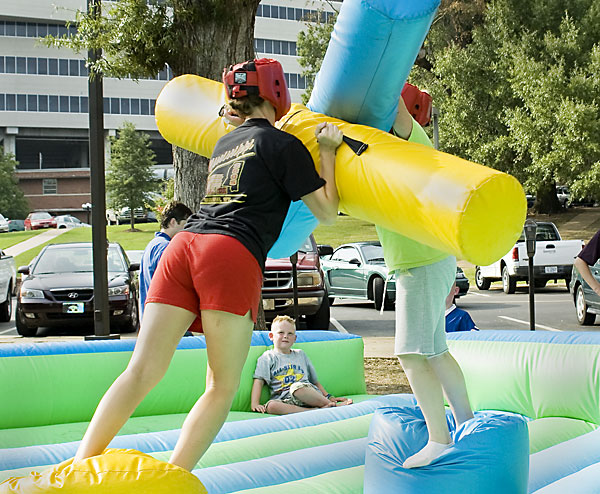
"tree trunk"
170,0,260,209
534,181,562,214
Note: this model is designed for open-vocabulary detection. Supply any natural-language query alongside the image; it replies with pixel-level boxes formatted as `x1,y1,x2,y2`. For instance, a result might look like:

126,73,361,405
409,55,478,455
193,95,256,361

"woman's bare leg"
168,309,254,471
428,351,474,427
74,303,195,462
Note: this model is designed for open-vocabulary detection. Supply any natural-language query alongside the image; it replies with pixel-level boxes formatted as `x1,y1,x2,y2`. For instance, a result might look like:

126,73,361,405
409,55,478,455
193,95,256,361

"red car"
24,212,57,230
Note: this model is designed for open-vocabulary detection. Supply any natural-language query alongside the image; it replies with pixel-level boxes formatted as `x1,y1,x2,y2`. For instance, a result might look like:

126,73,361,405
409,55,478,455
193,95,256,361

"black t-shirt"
578,230,600,266
185,118,326,269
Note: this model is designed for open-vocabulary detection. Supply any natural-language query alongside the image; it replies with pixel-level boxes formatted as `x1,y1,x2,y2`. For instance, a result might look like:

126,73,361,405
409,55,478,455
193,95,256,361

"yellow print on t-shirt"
203,137,255,204
273,366,305,390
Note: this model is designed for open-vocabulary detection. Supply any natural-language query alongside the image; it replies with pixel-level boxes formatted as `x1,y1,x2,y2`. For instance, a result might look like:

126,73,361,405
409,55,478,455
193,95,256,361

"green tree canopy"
106,122,158,230
0,150,29,219
412,0,600,212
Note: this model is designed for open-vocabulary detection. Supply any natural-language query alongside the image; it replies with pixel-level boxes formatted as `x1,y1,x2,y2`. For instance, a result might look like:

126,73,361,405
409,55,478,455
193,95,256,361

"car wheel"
534,279,547,289
502,266,517,294
0,285,12,322
565,277,571,293
119,296,139,333
576,285,596,325
15,305,38,337
305,295,330,330
328,297,335,306
475,267,491,290
372,277,393,310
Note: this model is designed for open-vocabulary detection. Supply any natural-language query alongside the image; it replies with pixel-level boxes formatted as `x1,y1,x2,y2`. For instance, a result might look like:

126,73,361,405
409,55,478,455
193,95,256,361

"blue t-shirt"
139,231,171,314
445,305,478,333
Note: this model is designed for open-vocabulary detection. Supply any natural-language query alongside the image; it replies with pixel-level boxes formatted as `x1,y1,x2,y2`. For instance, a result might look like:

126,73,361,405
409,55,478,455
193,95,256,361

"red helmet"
401,83,433,126
222,58,291,121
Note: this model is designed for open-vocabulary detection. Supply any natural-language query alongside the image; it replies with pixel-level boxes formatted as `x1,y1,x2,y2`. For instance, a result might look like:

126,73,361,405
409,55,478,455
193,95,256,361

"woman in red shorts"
74,58,343,471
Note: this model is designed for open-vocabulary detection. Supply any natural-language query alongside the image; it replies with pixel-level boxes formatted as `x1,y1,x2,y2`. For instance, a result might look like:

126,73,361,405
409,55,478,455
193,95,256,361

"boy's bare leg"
291,386,332,407
168,309,253,471
397,353,453,468
265,400,313,415
428,351,474,427
74,303,195,462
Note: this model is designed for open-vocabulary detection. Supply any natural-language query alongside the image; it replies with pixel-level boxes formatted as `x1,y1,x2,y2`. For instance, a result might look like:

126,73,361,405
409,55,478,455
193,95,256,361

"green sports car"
320,241,395,310
320,241,469,310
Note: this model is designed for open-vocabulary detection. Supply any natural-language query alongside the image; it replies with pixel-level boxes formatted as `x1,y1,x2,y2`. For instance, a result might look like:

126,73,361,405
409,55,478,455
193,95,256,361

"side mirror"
18,266,30,275
129,263,140,272
317,244,334,257
349,258,361,266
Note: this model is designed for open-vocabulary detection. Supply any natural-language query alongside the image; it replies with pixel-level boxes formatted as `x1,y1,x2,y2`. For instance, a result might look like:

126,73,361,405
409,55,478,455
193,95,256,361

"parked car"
320,241,395,310
262,235,329,329
570,262,600,325
24,212,57,230
0,248,17,322
320,241,469,310
475,221,583,294
8,219,25,232
117,207,148,225
455,267,470,297
15,242,140,336
556,186,571,208
55,215,90,229
0,214,8,233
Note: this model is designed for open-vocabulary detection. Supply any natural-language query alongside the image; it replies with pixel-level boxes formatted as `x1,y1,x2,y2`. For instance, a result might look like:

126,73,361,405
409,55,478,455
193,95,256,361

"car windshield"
31,212,51,220
516,223,559,242
361,244,385,263
33,246,126,274
297,237,315,254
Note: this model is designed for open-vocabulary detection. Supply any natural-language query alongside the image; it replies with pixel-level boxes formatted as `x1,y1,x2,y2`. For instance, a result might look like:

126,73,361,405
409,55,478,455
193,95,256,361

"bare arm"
301,122,343,225
391,96,414,140
574,257,600,295
251,378,267,413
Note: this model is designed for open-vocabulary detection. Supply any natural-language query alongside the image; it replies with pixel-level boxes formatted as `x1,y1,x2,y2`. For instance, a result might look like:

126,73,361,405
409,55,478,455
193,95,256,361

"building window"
42,179,57,195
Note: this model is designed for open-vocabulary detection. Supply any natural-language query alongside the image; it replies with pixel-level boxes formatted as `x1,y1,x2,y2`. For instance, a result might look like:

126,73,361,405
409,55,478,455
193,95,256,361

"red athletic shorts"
145,232,263,333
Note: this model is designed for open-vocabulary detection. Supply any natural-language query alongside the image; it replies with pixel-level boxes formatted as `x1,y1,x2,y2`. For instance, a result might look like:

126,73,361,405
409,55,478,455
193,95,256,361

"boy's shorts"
394,255,456,356
145,231,263,333
267,382,320,409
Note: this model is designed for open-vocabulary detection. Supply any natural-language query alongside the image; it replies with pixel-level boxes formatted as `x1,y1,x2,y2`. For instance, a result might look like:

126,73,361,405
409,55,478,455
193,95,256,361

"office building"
0,0,338,219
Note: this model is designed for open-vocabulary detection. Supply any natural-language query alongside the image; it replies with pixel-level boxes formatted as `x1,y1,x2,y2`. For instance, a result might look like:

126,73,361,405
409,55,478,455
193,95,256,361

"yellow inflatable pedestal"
0,449,206,494
156,75,526,266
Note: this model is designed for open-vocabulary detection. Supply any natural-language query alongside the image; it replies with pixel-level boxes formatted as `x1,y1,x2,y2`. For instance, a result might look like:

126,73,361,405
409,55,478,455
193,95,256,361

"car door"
583,259,600,310
0,250,10,300
326,246,366,298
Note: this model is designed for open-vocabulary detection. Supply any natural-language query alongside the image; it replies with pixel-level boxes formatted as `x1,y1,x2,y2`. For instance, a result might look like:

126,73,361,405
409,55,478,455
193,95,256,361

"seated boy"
251,315,352,415
445,282,479,333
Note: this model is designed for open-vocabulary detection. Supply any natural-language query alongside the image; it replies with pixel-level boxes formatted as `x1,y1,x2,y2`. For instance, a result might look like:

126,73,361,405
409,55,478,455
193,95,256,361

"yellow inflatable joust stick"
155,75,526,266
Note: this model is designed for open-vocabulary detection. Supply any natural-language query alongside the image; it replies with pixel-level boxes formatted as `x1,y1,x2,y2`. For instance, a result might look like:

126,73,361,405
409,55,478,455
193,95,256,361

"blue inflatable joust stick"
267,0,440,259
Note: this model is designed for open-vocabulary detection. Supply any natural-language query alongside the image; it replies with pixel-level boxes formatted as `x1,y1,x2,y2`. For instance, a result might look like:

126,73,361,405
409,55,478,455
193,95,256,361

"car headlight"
108,285,129,296
297,270,322,287
20,287,44,298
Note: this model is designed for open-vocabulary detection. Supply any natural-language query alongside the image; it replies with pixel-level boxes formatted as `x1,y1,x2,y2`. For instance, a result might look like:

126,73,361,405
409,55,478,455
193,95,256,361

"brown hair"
228,94,266,118
160,201,192,229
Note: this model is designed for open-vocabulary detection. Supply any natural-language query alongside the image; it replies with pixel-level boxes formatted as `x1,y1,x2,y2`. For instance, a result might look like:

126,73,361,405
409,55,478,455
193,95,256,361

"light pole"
81,202,92,225
85,0,117,340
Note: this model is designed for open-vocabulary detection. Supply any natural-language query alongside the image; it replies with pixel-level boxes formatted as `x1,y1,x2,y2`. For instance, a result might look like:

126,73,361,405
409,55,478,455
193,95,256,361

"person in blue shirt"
139,201,192,316
445,283,478,333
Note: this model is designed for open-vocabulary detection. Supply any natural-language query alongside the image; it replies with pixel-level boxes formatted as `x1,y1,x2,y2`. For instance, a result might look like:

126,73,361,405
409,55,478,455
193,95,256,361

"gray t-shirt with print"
253,348,319,400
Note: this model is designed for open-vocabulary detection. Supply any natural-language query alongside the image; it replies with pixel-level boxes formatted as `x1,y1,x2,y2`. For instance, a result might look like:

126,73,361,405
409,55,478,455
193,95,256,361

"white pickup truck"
0,248,17,322
475,221,584,294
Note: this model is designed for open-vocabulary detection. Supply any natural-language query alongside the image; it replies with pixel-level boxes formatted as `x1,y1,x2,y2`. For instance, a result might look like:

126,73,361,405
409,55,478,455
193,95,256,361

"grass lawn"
0,230,45,250
14,223,160,268
313,216,378,248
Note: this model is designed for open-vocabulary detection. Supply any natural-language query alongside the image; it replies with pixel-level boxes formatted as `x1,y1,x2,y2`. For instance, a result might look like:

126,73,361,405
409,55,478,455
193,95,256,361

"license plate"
63,302,84,314
262,299,275,311
544,266,558,274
